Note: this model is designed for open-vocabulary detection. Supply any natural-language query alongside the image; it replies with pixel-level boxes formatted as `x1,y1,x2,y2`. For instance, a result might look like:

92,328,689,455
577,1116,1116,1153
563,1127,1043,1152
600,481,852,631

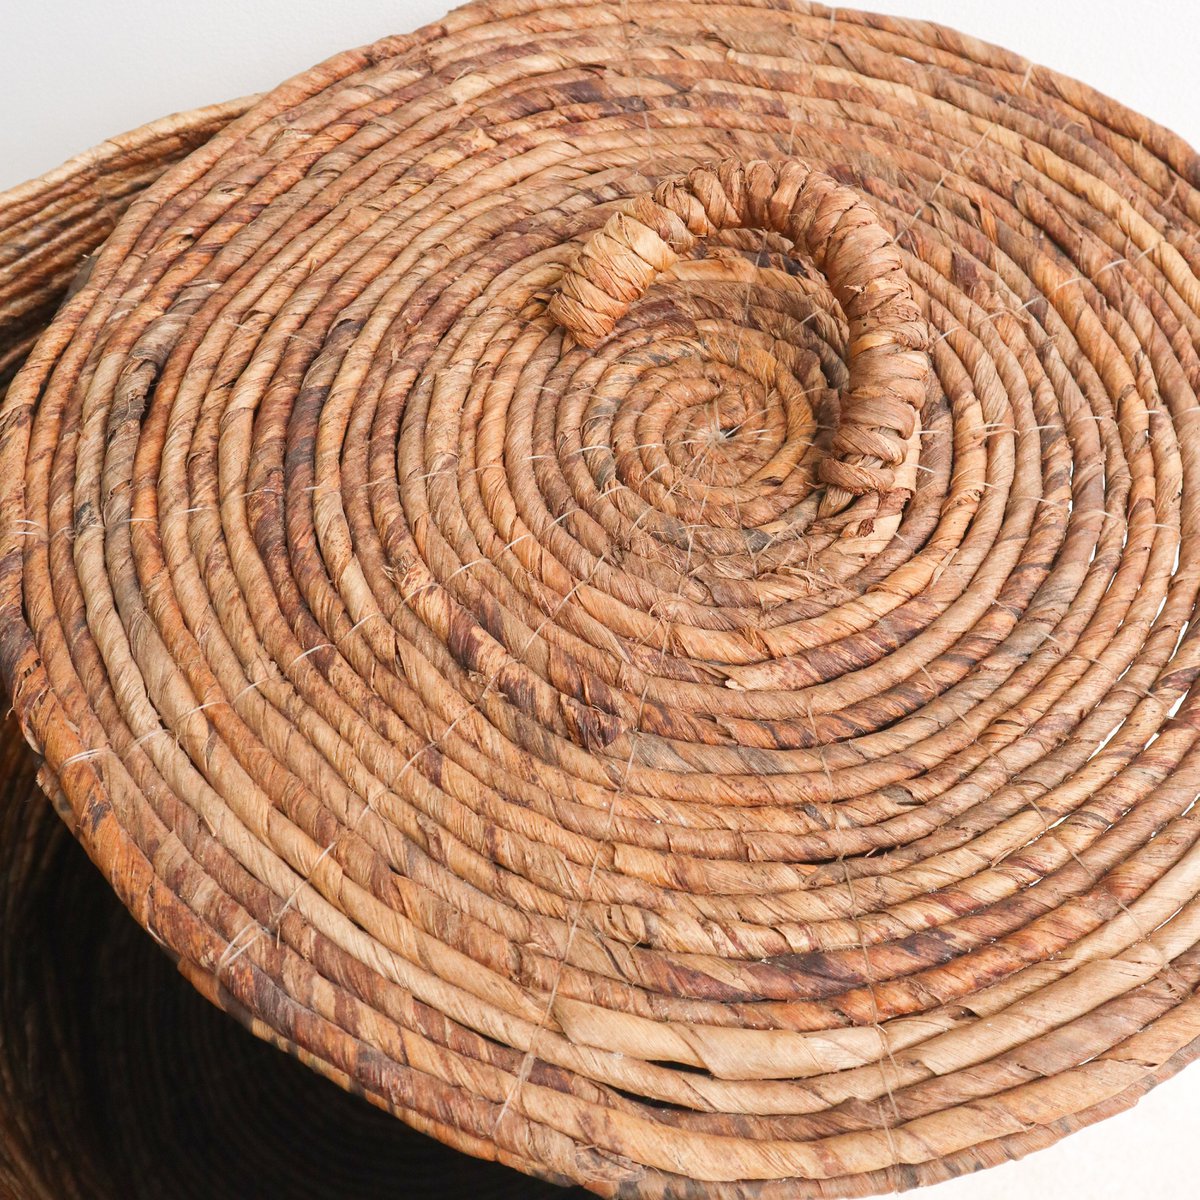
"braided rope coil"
2,1,1200,1196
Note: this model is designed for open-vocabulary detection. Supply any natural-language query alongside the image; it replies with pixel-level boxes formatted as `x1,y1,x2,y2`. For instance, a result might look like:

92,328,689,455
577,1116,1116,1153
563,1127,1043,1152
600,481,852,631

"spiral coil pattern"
4,1,1200,1194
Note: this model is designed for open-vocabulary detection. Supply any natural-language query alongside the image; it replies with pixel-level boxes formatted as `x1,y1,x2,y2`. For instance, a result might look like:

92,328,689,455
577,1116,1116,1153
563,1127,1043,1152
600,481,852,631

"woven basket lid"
3,1,1200,1194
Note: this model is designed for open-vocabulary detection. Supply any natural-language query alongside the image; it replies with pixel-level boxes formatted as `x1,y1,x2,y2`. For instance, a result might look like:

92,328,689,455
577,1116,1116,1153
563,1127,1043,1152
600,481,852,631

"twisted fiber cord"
2,0,1200,1194
0,99,254,391
0,718,581,1198
549,157,929,513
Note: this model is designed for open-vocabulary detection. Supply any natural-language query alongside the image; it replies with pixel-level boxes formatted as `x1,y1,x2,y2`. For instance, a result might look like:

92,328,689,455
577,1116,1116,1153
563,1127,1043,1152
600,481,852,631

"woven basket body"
3,1,1200,1195
0,100,251,391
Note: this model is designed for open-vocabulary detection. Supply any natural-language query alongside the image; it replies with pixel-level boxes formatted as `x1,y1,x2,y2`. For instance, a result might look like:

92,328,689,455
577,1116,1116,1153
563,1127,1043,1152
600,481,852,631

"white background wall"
2,2,1198,1197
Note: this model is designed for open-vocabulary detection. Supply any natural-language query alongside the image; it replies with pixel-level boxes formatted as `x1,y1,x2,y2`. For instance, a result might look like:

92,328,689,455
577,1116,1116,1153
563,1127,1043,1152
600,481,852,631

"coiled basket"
3,2,1200,1195
0,718,582,1199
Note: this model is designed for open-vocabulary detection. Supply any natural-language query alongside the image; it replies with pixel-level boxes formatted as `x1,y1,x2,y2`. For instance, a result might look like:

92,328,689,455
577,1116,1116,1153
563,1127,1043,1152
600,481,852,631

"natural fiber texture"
0,99,252,391
0,718,581,1199
3,0,1200,1194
